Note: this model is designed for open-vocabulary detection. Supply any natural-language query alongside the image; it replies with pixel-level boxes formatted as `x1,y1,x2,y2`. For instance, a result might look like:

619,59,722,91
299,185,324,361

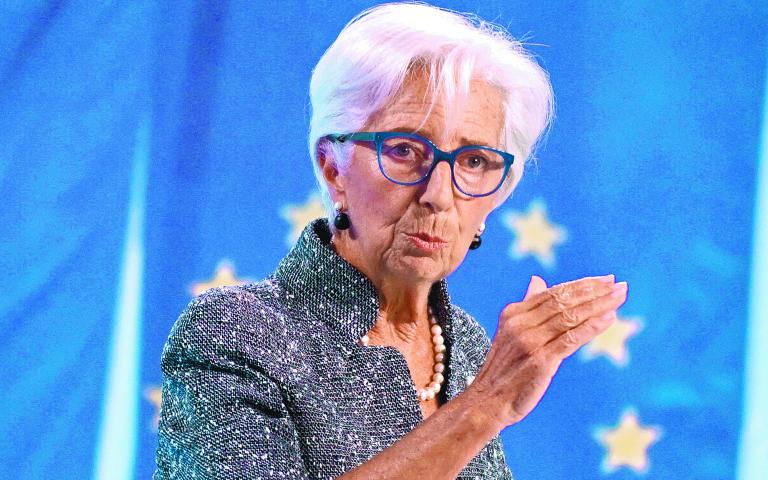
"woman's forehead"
365,76,505,148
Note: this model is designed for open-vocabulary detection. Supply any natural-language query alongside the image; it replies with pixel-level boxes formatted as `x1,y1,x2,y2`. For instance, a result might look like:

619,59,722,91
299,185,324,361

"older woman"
154,3,627,479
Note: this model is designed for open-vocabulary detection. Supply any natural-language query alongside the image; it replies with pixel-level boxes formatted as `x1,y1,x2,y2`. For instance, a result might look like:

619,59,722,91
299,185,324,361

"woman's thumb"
524,275,548,300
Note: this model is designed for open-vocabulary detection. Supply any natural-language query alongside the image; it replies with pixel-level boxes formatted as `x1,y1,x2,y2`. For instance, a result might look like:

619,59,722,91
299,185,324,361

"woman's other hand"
469,275,627,427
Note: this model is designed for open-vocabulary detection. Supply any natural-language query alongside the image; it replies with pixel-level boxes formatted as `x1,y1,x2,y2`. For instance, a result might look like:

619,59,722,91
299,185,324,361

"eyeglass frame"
326,131,515,198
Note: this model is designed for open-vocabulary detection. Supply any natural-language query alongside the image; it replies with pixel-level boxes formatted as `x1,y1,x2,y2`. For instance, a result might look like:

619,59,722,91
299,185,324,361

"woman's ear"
317,139,346,196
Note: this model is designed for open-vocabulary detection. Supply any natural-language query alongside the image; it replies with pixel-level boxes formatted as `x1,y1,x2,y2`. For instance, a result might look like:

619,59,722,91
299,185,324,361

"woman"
155,3,627,479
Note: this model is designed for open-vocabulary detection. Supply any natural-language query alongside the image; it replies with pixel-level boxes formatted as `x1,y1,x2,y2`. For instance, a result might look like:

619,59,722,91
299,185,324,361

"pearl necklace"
359,307,446,402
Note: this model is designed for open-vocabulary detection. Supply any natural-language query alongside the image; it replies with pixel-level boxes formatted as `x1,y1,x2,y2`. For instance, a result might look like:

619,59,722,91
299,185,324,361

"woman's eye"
383,141,422,162
394,144,412,157
464,155,488,169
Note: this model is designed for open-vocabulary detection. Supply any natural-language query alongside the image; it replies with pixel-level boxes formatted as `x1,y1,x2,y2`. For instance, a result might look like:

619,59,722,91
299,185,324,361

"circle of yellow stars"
501,200,658,474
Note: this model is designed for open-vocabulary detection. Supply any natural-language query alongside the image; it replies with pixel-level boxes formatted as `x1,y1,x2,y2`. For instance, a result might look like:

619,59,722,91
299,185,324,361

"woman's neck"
331,231,433,346
374,279,432,344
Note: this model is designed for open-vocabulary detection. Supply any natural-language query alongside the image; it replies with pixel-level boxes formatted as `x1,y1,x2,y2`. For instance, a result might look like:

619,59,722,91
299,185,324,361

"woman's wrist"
337,383,508,479
456,382,511,434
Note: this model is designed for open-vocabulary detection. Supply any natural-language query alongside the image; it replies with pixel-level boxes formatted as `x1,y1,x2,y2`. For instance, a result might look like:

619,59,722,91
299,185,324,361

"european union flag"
1,1,765,479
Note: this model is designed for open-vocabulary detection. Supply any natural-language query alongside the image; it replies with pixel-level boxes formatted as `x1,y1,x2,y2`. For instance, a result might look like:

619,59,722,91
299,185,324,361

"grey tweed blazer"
154,218,513,479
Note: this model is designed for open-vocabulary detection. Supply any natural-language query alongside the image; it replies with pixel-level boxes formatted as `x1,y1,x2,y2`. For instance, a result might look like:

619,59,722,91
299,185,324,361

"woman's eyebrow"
384,127,493,147
459,136,495,148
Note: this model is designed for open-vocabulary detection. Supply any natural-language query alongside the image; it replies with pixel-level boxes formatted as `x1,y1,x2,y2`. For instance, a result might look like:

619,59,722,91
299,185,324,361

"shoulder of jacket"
163,279,293,365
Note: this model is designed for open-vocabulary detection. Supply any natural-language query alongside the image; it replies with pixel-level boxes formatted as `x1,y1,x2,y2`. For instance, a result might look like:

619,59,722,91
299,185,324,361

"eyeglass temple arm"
327,132,377,143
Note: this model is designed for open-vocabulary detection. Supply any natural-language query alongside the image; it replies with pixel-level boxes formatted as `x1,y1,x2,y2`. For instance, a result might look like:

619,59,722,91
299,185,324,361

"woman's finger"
527,275,614,309
503,275,615,318
542,309,618,361
535,282,627,340
511,276,615,324
523,275,548,300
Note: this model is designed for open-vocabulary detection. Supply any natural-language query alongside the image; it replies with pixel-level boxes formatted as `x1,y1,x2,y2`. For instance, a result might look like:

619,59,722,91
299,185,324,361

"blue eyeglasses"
327,131,515,197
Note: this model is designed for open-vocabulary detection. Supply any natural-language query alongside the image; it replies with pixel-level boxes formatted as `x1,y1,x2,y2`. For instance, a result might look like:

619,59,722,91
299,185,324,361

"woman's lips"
406,233,448,251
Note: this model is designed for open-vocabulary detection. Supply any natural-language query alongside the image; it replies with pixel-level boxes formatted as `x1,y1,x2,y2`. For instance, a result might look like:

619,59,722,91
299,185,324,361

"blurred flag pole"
736,53,768,480
92,117,150,480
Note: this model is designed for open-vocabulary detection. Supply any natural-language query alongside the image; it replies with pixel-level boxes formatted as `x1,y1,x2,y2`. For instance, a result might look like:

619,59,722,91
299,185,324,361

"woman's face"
328,75,507,286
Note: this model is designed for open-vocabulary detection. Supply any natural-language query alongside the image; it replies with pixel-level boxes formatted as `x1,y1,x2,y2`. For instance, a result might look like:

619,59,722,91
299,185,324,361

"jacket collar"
272,218,455,346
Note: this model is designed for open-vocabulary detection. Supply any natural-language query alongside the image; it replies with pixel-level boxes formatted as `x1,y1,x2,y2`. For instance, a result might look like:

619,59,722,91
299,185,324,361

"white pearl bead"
416,305,448,402
360,335,369,346
466,375,475,386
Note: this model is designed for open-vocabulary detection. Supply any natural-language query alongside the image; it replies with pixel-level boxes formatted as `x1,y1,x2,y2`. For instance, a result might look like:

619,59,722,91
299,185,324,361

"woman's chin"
388,251,452,284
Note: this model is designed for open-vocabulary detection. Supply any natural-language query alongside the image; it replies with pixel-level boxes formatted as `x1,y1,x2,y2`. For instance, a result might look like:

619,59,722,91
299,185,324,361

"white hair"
308,2,554,219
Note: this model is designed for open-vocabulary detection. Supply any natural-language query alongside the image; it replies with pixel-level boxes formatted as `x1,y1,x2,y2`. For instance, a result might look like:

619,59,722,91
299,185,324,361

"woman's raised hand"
468,275,627,427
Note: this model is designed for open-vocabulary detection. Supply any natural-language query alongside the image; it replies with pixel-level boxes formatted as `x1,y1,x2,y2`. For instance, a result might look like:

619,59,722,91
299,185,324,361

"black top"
154,218,513,479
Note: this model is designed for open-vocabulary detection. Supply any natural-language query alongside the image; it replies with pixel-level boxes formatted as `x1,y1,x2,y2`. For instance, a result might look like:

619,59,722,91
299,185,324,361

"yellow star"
280,191,326,246
594,410,662,474
190,260,249,297
581,315,642,367
144,385,162,431
501,200,566,267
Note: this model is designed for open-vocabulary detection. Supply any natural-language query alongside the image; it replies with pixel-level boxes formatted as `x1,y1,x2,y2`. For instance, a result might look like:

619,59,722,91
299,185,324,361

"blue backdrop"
2,1,767,479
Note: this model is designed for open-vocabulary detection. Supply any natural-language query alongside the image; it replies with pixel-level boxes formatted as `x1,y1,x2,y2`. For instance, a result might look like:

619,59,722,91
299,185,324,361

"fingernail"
598,274,615,283
611,282,627,297
600,312,615,321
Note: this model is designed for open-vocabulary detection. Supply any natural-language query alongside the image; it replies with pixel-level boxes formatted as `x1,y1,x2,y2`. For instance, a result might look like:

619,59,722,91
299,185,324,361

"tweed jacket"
154,218,513,479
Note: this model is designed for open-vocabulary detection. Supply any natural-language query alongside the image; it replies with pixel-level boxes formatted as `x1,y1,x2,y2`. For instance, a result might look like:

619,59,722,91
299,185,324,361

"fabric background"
1,1,766,479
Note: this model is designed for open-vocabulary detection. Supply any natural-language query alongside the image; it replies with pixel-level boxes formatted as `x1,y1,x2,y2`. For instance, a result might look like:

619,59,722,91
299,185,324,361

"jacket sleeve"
451,305,515,480
154,287,312,479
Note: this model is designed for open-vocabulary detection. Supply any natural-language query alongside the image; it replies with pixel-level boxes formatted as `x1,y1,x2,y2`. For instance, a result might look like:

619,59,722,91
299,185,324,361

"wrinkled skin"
318,75,509,420
322,75,505,296
475,274,627,426
318,74,628,429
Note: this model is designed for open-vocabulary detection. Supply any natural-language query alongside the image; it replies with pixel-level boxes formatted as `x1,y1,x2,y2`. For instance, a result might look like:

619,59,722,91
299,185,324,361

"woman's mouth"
406,233,448,252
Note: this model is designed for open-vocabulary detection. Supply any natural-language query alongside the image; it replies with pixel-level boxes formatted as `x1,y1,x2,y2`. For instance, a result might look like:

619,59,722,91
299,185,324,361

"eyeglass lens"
379,135,507,195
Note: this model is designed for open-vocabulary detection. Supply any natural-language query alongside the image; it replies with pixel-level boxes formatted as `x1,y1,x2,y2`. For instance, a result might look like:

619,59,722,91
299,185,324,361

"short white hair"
308,2,554,218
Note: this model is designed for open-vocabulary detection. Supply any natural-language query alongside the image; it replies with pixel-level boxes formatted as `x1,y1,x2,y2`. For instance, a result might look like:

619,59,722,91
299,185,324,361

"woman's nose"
418,161,454,211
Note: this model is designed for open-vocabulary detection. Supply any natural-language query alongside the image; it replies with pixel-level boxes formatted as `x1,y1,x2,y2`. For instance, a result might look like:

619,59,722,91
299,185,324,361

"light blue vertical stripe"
736,53,768,480
92,117,150,480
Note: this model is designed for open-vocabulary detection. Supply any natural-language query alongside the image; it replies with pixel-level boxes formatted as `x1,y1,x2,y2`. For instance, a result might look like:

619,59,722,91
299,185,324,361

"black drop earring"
469,222,485,250
333,201,350,230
